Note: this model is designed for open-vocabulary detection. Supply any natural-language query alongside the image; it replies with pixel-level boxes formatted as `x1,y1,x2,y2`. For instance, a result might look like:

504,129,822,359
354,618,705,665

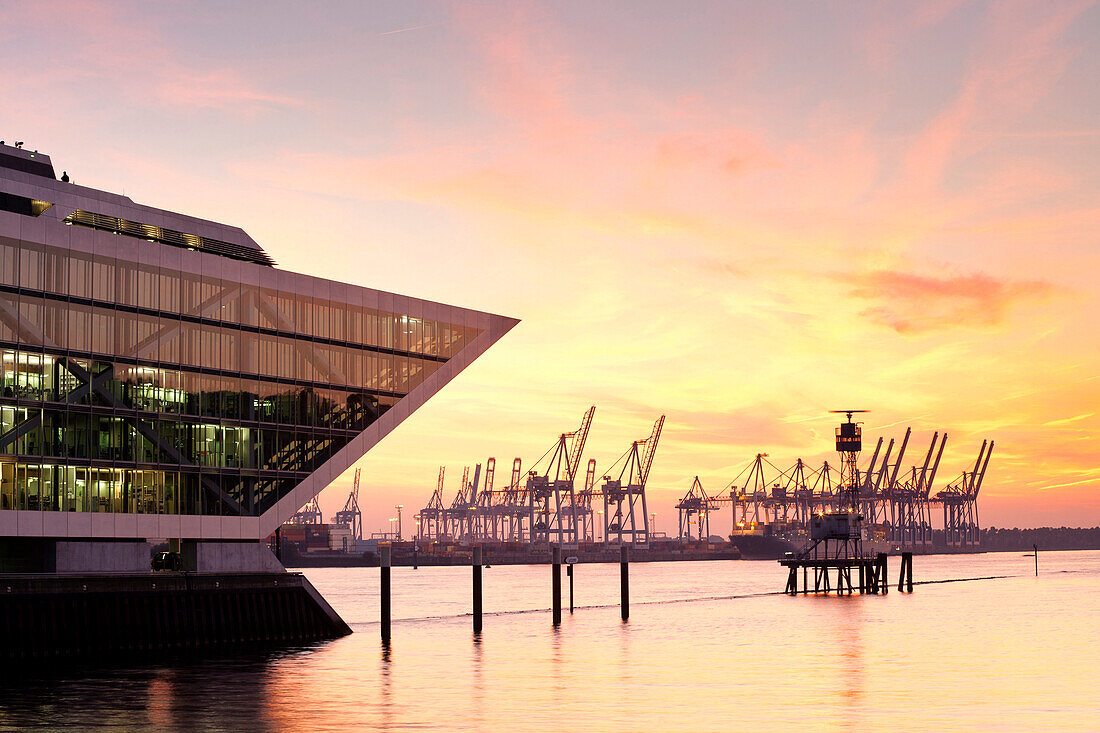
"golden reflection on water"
838,597,866,727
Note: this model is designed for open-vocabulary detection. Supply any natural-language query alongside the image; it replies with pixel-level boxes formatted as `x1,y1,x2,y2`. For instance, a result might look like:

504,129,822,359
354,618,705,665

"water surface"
1,551,1096,731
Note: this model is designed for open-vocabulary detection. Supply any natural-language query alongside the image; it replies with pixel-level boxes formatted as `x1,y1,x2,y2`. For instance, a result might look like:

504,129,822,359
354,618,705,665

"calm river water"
1,550,1097,731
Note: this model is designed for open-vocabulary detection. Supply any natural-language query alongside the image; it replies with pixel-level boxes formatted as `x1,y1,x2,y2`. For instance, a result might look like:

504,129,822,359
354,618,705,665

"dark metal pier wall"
0,572,351,660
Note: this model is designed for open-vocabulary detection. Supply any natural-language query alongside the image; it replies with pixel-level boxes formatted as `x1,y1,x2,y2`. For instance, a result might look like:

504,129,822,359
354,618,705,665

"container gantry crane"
676,476,712,540
601,415,664,547
527,406,595,546
417,467,447,540
932,440,993,547
289,495,323,525
501,458,530,541
472,457,498,541
888,431,942,546
333,467,363,541
575,458,598,542
446,465,480,541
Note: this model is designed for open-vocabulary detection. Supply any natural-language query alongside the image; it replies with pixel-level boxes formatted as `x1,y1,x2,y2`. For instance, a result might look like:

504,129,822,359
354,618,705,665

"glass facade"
0,233,480,517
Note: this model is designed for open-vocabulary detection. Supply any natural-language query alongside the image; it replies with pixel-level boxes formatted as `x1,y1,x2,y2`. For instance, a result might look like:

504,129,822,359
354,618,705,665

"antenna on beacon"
829,409,868,511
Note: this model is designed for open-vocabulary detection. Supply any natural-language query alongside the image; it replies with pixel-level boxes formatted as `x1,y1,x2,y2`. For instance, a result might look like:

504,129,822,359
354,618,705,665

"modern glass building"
0,143,516,569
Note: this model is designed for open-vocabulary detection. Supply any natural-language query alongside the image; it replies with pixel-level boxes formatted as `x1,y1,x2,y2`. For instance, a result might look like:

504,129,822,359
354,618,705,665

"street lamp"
394,504,404,541
388,517,396,538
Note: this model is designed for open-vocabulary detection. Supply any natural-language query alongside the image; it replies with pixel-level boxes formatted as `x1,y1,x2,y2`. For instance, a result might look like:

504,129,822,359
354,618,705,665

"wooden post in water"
876,553,888,595
380,546,391,642
620,545,630,621
472,546,483,633
567,563,574,613
898,552,912,592
552,546,562,625
1033,544,1039,576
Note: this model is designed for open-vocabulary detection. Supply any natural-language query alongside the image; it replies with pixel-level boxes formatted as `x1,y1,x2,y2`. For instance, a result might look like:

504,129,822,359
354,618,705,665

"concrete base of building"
0,571,352,660
181,540,285,573
0,538,286,574
0,538,152,573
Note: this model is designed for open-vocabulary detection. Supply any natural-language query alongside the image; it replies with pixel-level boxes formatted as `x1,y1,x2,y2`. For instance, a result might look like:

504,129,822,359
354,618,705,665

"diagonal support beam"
0,357,97,449
0,413,40,451
58,357,244,516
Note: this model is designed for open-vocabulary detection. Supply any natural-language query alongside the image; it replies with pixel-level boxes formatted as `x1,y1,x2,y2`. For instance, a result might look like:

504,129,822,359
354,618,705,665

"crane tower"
333,467,363,541
527,406,595,546
601,415,665,547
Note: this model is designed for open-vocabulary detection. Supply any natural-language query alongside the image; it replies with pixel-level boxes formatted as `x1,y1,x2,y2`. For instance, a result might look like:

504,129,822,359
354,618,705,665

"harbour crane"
333,467,363,541
527,406,595,545
676,476,712,540
573,458,599,542
932,440,993,547
501,458,530,541
446,465,480,541
473,458,498,540
417,467,447,540
601,415,665,547
290,495,323,525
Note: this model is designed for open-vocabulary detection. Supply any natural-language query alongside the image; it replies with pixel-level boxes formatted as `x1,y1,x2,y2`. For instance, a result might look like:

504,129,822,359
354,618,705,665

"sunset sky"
3,1,1098,532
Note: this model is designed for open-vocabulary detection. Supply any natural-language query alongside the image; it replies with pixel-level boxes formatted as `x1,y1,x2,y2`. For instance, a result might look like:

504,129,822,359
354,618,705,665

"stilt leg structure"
780,411,898,596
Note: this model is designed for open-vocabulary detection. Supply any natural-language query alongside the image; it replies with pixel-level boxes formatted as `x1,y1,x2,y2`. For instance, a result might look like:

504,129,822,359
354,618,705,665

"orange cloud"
841,269,1059,333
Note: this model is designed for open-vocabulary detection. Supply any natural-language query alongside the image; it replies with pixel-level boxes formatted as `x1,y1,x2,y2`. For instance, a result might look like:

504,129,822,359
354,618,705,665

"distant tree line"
979,527,1100,551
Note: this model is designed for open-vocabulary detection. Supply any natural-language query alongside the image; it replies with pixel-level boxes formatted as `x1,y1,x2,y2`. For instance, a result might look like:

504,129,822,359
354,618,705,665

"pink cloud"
842,269,1058,333
0,0,300,116
893,0,1092,199
155,69,302,113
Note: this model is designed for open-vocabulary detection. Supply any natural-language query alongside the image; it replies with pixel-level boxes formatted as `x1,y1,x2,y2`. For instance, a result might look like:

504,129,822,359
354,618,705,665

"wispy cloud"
155,69,303,112
0,0,302,116
841,269,1059,333
377,23,437,37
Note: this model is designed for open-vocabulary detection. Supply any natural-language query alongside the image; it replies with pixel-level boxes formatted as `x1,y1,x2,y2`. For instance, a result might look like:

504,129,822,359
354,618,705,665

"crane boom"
470,463,482,497
974,441,993,497
862,437,883,491
969,440,988,494
926,433,947,495
889,427,912,489
485,458,495,494
639,415,665,487
874,439,895,491
566,406,596,481
916,432,938,491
